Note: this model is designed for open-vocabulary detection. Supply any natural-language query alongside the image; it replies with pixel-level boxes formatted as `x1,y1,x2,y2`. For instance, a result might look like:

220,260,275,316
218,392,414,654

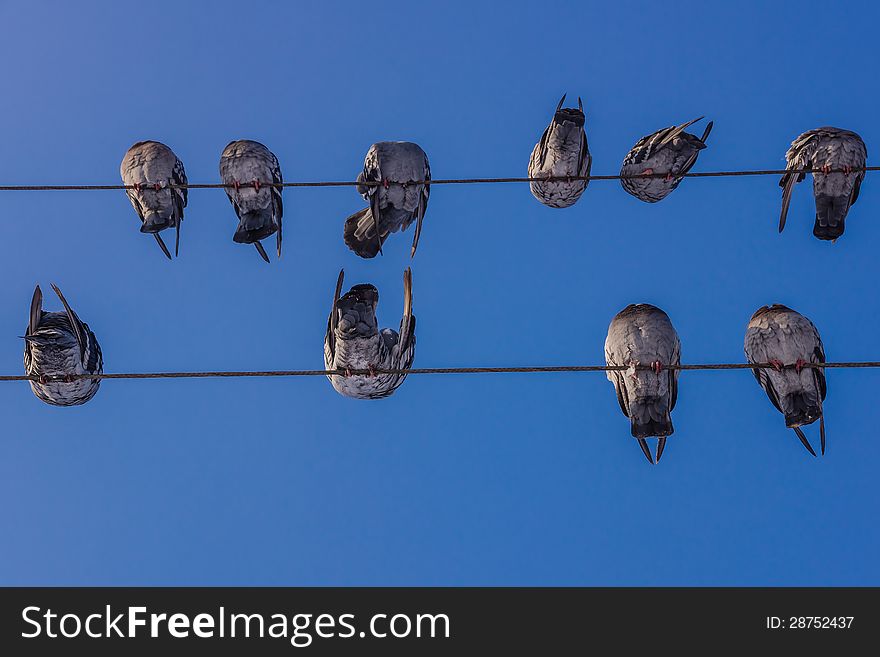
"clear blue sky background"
0,0,877,586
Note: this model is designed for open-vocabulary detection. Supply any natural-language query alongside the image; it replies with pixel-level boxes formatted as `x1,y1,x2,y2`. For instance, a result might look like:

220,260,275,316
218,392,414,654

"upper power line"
0,166,877,191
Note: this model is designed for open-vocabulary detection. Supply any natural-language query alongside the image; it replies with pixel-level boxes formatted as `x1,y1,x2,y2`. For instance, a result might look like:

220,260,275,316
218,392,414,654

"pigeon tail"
629,396,674,438
233,210,277,244
783,392,822,428
344,207,387,259
553,107,585,128
336,284,379,338
812,194,849,240
140,212,171,234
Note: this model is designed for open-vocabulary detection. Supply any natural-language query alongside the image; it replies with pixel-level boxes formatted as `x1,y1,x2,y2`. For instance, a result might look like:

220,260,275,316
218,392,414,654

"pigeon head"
750,304,794,323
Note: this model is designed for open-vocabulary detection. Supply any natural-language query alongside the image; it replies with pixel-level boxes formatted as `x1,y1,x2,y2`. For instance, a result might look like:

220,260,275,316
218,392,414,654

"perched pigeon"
744,305,826,456
324,268,415,399
24,284,103,406
344,142,430,259
528,94,591,208
604,304,681,464
219,140,283,263
120,141,188,259
620,117,713,203
779,127,867,241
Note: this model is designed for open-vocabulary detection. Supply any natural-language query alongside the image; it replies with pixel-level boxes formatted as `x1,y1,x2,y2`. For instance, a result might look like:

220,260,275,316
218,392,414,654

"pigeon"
744,304,826,456
219,140,283,263
604,304,681,464
23,284,103,407
527,94,591,208
344,142,430,259
778,127,867,241
324,268,415,399
779,127,868,242
620,117,713,203
120,141,188,259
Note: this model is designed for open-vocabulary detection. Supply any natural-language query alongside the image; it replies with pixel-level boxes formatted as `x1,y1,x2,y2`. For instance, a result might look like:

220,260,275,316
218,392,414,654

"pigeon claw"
232,179,240,192
38,374,51,385
821,164,832,175
665,172,674,182
368,365,377,378
795,358,807,374
769,359,784,372
63,374,77,383
651,361,664,375
343,368,353,378
382,178,390,190
252,179,261,191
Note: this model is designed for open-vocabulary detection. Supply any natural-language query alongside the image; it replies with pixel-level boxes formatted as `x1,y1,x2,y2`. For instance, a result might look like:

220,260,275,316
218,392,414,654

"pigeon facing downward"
219,140,283,263
24,284,103,406
527,94,591,208
605,304,681,464
744,305,827,456
779,127,868,242
345,142,430,259
620,117,713,203
779,127,867,241
324,268,415,399
120,141,188,259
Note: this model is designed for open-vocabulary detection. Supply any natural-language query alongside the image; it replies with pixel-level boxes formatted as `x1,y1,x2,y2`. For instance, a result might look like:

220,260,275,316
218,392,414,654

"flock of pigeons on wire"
21,94,870,464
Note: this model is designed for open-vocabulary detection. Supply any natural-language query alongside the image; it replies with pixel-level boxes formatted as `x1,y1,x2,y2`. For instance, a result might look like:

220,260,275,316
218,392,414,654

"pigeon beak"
556,93,567,112
637,438,655,465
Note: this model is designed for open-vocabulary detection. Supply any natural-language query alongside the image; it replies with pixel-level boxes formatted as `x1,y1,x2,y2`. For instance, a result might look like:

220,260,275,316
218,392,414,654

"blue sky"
0,0,877,585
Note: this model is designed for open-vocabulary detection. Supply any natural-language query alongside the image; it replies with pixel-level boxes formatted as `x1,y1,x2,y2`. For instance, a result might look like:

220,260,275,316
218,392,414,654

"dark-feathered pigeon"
605,304,681,464
778,127,867,241
324,268,415,399
527,94,591,208
344,142,430,259
219,140,283,263
744,304,827,456
24,284,103,406
620,117,712,203
120,141,188,259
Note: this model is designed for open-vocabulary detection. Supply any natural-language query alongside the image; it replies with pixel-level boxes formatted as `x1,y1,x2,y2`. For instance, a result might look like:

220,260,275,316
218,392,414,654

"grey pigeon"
344,142,430,259
219,140,283,263
528,94,591,208
120,141,188,259
24,284,103,406
779,127,867,241
324,268,415,399
744,304,826,456
604,304,681,464
620,117,712,203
